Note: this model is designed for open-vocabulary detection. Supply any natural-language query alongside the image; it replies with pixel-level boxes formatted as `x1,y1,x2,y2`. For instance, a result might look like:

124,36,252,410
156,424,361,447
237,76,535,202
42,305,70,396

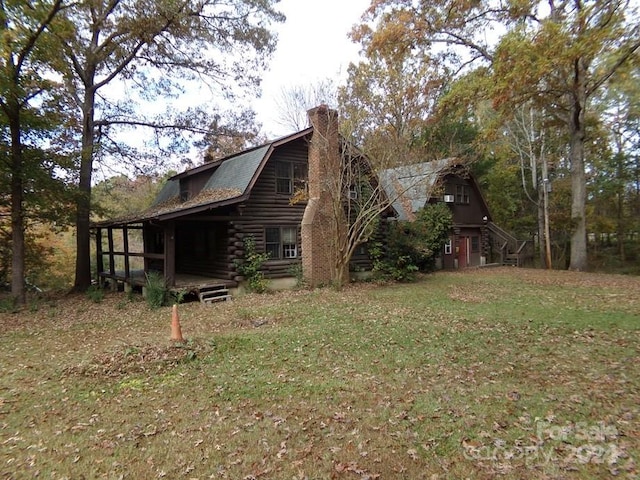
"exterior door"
457,236,469,268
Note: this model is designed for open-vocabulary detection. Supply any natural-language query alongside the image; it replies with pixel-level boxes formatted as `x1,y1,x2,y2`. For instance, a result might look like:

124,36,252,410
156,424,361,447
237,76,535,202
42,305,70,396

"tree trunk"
617,196,625,261
568,128,587,271
568,59,588,272
73,86,96,291
542,162,553,270
615,154,625,261
9,114,26,305
332,221,350,289
333,260,347,290
537,181,545,267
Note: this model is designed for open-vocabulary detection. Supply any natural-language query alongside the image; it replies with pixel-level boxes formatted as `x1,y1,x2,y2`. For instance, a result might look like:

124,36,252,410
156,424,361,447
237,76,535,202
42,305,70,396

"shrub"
0,296,18,314
370,242,419,282
234,236,270,293
372,203,453,281
86,284,104,303
171,288,187,305
287,262,307,289
145,271,169,309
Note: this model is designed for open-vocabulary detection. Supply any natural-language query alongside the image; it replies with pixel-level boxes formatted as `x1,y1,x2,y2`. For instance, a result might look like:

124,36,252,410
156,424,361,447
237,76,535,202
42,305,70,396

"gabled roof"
94,128,313,227
380,159,455,221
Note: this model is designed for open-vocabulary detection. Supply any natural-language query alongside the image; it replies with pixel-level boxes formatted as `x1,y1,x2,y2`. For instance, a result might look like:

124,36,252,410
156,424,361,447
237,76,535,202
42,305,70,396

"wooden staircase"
197,284,232,304
487,222,532,267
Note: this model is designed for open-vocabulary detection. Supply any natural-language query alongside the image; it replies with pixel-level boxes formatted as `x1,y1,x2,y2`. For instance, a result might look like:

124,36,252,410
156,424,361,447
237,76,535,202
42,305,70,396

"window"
275,162,292,194
455,184,469,204
180,182,190,202
471,236,480,253
444,239,452,255
275,161,307,195
265,227,298,259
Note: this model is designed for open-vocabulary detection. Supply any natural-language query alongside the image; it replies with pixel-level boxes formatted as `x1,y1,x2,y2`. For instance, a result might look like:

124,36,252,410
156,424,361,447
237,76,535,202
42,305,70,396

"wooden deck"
99,270,237,291
173,273,237,290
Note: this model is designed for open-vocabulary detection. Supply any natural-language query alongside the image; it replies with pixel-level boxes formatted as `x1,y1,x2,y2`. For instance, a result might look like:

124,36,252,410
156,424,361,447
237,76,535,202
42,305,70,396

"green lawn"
1,268,638,479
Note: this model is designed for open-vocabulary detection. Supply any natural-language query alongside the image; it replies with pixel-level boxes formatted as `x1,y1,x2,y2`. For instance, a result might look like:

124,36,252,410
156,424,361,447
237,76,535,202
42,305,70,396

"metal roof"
94,130,312,227
380,159,454,221
203,144,270,193
151,178,179,207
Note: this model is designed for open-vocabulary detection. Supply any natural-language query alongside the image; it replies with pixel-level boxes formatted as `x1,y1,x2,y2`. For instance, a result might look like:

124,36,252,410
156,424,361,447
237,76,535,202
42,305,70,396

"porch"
94,219,239,303
99,270,236,289
99,270,236,303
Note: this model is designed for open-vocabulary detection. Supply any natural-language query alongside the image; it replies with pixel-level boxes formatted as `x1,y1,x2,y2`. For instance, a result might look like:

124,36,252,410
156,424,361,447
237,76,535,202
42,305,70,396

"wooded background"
2,0,638,303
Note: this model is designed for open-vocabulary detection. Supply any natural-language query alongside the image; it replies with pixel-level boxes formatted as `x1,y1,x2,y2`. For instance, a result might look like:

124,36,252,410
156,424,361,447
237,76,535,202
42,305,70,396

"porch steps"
198,285,232,304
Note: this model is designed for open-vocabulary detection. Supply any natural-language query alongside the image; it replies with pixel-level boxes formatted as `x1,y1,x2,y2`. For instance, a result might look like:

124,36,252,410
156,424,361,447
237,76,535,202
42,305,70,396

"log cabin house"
93,105,373,300
94,105,530,300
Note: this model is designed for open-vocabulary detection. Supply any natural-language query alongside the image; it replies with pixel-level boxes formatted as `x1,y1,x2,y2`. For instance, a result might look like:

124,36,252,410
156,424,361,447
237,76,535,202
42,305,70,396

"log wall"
232,139,309,278
171,138,310,281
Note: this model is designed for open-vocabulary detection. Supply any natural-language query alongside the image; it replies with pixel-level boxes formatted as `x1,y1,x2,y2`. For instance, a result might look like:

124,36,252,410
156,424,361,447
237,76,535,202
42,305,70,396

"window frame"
444,239,453,255
455,184,470,204
180,182,190,202
471,236,480,253
264,226,299,260
275,161,307,195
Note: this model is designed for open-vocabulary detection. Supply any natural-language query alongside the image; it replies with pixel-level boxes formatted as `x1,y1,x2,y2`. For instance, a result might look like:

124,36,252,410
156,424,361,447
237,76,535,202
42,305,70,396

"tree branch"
587,38,640,97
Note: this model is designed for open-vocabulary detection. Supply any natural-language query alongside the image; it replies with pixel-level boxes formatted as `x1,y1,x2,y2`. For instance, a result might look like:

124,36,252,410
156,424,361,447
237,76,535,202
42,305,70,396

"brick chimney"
301,105,341,287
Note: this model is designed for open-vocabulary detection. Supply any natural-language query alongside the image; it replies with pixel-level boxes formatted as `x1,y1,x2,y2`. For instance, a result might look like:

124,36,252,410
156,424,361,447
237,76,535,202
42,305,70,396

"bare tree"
274,79,337,132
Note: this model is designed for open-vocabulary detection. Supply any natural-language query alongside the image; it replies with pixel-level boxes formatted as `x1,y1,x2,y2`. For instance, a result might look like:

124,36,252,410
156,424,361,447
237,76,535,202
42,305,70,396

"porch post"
96,228,104,287
453,226,460,270
164,221,176,287
107,228,115,277
142,224,149,273
122,225,130,282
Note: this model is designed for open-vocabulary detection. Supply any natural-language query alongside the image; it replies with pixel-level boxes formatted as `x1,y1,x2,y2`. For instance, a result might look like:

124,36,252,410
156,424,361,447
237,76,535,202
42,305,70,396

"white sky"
252,0,371,138
99,0,370,179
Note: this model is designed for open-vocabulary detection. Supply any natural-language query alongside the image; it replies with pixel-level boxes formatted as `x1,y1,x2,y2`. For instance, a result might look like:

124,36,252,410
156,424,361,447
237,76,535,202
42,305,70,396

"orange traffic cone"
171,304,184,342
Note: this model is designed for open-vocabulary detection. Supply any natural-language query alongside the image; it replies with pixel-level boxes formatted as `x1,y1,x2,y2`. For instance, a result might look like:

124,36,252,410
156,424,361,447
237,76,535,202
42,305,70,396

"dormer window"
276,161,307,195
180,182,190,202
455,184,469,204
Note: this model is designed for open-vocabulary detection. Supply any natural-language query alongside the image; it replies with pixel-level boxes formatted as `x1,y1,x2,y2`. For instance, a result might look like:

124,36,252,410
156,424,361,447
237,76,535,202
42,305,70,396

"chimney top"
307,104,338,126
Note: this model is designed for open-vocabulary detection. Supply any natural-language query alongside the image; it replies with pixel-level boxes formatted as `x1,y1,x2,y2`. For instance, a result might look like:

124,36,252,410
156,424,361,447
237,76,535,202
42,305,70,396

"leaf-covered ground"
0,268,638,479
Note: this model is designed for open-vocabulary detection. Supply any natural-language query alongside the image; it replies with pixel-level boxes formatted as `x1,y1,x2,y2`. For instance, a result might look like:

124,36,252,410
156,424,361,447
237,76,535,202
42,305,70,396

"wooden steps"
197,284,232,304
503,254,520,266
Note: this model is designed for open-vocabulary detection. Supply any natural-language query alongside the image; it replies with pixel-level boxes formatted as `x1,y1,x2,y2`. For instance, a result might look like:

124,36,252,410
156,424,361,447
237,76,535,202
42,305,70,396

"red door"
457,236,468,268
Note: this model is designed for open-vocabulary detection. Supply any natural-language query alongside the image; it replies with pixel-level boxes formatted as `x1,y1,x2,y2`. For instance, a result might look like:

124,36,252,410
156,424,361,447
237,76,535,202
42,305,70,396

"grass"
0,268,638,479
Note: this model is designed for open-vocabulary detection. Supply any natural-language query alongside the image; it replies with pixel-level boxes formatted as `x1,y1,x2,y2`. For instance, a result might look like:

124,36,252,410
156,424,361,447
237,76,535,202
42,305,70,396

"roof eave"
92,193,249,228
152,193,249,221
